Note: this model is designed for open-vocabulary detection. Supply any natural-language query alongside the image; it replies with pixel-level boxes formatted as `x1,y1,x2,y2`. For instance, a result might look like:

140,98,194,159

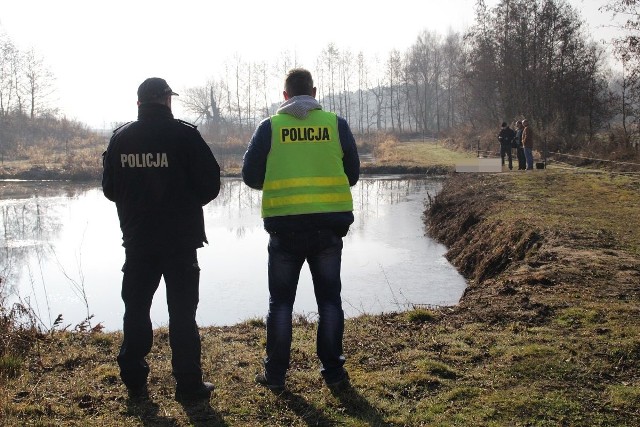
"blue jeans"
117,247,203,389
525,147,534,170
264,229,346,385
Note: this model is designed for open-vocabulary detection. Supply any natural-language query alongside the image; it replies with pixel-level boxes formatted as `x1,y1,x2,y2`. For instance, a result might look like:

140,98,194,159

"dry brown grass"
1,169,639,425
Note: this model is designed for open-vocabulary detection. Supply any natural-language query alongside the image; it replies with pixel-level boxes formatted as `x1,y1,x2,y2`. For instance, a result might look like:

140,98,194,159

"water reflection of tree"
0,182,91,328
213,178,261,213
202,178,439,235
207,178,261,239
351,178,437,231
0,246,22,296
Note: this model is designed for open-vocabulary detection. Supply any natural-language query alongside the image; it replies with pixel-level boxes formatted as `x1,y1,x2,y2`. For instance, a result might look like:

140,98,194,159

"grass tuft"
406,308,437,323
0,355,23,379
242,317,266,328
416,359,458,379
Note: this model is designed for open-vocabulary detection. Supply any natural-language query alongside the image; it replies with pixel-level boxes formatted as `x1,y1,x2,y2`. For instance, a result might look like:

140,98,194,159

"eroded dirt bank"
426,172,640,327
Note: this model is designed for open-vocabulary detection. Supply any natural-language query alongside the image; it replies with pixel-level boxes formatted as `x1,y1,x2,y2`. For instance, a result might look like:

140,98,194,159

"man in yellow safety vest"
242,68,360,392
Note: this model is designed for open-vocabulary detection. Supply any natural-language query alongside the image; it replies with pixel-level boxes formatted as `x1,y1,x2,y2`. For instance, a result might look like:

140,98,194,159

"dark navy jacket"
102,103,221,249
242,116,360,235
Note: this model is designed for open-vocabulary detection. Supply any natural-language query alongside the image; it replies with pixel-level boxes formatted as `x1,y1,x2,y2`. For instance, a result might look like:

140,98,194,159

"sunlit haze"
0,0,617,129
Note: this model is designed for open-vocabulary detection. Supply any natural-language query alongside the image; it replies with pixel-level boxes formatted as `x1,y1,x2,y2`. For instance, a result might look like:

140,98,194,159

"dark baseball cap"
137,77,179,103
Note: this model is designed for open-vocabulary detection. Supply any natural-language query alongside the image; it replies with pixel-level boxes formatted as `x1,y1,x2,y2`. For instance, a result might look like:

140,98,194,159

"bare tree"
339,48,354,122
22,48,55,119
407,30,442,135
401,51,414,133
180,80,225,141
181,83,216,123
319,43,340,113
611,59,633,141
369,56,386,131
601,0,640,147
462,0,500,127
253,61,272,119
233,54,245,131
442,31,463,129
601,1,640,68
386,49,402,132
0,33,20,116
356,52,370,134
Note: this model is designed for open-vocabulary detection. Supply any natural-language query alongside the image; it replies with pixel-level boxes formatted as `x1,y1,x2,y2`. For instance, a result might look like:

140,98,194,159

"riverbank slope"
2,168,639,425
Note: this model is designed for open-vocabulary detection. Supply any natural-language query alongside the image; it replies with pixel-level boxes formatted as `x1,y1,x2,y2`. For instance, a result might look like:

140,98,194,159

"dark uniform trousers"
500,143,513,169
117,246,203,388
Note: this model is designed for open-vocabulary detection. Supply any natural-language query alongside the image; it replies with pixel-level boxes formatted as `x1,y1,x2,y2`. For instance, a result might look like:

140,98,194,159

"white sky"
0,0,619,129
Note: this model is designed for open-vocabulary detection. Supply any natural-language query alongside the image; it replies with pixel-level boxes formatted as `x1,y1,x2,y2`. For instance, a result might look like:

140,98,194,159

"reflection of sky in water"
1,178,466,331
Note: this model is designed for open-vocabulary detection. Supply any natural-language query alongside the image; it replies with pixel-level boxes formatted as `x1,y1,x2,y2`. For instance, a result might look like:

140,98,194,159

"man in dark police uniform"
102,77,221,401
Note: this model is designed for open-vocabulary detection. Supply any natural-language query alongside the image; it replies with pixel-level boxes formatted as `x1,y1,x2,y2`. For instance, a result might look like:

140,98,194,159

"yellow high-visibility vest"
262,109,353,218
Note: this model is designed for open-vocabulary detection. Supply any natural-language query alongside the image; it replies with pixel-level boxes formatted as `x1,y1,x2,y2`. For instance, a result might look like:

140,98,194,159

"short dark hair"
285,68,314,97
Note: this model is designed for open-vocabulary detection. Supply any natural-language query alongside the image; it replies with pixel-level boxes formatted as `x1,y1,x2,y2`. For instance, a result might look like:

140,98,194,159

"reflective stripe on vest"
262,110,353,218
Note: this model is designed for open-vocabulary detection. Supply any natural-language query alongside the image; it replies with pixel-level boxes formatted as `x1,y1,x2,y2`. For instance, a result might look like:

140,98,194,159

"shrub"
406,308,437,323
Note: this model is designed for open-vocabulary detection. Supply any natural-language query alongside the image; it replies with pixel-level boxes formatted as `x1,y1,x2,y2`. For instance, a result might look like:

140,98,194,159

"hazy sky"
0,0,618,129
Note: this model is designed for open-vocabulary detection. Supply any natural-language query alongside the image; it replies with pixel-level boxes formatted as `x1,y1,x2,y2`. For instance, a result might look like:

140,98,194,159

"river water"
0,177,466,331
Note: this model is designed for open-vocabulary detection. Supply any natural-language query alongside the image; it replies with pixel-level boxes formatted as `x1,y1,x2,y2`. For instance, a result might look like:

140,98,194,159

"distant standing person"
102,77,221,401
522,119,534,170
514,120,526,170
242,68,360,392
498,121,515,170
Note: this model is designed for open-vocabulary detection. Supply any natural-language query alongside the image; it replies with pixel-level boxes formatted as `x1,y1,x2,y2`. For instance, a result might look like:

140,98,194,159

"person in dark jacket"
102,77,221,401
498,121,515,170
242,68,359,392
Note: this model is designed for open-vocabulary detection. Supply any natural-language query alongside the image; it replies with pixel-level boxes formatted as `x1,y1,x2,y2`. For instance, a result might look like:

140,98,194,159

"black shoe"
326,372,351,393
127,384,149,400
174,382,214,402
254,373,285,392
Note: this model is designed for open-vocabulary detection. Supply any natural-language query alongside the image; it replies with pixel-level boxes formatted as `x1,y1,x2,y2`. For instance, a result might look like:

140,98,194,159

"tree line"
182,0,637,155
0,29,93,162
601,0,640,145
2,0,640,160
0,29,58,120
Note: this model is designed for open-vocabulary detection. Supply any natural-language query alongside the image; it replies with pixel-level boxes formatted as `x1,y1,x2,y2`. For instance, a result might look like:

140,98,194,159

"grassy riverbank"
0,138,475,180
2,143,639,425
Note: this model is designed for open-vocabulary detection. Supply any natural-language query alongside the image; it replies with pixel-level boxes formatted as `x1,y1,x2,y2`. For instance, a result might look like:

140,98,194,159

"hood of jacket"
276,95,322,119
